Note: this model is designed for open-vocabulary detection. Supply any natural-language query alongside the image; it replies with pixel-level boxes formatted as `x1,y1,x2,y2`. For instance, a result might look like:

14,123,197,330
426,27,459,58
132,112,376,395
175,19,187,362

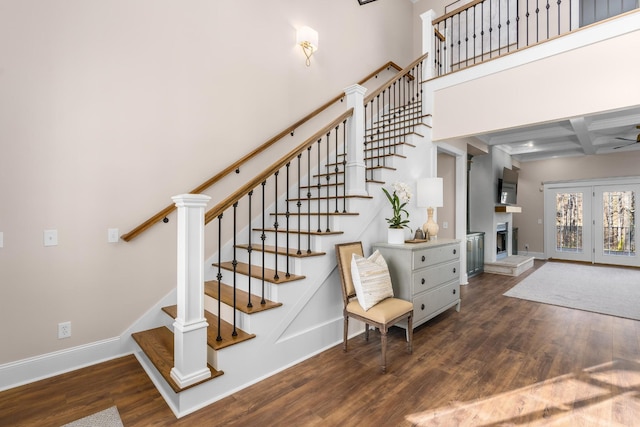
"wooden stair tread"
235,243,326,257
204,281,282,314
270,212,358,217
132,326,223,393
286,194,372,202
214,261,305,284
364,141,416,152
255,228,344,236
299,182,344,189
162,305,256,350
364,153,407,161
366,165,396,171
365,131,424,143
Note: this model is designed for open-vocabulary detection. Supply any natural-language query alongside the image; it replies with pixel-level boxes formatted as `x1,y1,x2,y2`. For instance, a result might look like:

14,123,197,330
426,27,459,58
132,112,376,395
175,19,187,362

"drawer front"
413,281,460,323
412,244,459,269
412,260,460,292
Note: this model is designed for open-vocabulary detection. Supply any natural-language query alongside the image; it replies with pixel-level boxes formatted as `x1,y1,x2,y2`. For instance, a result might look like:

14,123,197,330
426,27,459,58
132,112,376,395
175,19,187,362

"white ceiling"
473,106,640,162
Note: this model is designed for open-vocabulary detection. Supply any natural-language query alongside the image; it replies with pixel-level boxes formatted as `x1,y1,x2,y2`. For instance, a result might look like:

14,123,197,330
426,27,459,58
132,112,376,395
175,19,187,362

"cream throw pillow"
350,250,394,311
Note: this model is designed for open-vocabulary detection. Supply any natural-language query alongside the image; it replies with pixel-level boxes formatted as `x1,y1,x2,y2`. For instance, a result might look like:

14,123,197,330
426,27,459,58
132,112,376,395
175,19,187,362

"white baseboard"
0,336,130,392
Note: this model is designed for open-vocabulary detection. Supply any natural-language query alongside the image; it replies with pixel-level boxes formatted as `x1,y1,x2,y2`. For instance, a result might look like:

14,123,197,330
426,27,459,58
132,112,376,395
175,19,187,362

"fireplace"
496,222,508,259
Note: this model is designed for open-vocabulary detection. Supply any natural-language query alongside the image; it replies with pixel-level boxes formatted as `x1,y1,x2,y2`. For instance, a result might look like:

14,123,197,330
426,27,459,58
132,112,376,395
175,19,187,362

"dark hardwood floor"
2,260,639,426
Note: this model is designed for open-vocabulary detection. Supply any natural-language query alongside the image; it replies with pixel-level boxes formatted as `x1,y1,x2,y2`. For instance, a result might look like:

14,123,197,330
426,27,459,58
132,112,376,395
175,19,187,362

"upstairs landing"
485,255,534,277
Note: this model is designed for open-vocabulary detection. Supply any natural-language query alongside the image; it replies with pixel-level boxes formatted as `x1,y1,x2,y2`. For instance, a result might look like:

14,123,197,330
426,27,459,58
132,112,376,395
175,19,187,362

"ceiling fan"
613,125,640,149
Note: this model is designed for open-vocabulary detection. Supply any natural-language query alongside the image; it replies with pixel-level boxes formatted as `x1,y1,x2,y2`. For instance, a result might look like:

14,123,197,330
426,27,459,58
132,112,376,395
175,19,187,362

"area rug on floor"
61,406,124,427
503,262,640,320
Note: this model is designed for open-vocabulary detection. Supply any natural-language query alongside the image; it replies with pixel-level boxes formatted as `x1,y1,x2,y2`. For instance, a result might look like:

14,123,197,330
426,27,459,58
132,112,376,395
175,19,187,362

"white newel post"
170,193,211,389
420,9,437,126
344,84,368,196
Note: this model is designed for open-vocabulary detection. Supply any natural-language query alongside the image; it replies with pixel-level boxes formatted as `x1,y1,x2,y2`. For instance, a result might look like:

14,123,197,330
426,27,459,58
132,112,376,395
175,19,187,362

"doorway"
544,178,639,267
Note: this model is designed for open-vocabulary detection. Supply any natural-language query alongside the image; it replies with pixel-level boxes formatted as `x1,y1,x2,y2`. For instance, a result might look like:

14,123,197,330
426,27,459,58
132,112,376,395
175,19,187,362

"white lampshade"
417,177,443,208
296,26,319,51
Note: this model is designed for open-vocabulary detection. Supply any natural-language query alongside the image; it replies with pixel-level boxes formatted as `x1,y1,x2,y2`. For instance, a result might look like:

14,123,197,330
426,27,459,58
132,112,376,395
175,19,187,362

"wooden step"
213,261,305,284
204,280,282,314
132,326,223,393
365,131,424,144
365,165,396,172
364,153,407,162
286,194,372,202
234,243,325,257
161,305,256,351
269,212,358,217
299,181,344,190
371,113,431,130
255,227,343,236
364,141,416,153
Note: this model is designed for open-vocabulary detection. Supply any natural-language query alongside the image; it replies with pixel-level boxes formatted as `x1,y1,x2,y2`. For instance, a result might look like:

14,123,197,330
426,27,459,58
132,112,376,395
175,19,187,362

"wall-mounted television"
498,167,518,205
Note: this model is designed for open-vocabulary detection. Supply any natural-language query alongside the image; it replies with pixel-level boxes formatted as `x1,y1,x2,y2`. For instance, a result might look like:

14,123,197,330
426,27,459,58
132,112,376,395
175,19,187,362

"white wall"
0,0,415,365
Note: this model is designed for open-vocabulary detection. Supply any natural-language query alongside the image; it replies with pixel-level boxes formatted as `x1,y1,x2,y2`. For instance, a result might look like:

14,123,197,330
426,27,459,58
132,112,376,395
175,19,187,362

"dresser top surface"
373,238,460,251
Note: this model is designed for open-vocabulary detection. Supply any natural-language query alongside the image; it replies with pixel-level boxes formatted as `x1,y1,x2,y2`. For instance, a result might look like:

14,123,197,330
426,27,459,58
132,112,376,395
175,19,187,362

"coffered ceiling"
473,106,640,162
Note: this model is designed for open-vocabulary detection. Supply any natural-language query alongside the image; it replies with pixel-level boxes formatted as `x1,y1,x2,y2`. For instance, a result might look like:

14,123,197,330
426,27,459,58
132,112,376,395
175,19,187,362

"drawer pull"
421,278,425,285
421,255,426,262
453,267,456,273
453,289,456,295
453,248,457,254
421,304,425,311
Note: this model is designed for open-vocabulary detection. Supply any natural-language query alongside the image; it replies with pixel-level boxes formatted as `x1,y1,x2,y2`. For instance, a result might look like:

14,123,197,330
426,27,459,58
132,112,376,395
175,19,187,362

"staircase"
130,58,432,418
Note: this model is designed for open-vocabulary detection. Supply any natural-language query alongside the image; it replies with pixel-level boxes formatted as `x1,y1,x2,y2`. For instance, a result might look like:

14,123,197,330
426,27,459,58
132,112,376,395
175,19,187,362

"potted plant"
382,182,412,244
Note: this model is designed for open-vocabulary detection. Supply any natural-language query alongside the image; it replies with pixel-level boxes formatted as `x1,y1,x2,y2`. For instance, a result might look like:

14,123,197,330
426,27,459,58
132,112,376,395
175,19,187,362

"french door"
544,180,639,267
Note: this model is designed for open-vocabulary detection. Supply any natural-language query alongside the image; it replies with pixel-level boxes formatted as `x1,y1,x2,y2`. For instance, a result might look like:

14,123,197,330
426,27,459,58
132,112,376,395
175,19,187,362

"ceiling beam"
570,117,596,155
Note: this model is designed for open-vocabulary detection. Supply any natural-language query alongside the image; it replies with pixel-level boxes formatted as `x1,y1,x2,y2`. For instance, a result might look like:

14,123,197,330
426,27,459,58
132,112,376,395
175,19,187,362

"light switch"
44,229,58,247
108,228,119,243
442,221,449,229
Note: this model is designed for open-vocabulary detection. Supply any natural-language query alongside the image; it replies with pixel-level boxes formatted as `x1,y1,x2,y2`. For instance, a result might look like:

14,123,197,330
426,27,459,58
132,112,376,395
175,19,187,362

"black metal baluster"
306,146,312,254
334,125,339,214
260,181,266,304
536,0,540,43
273,171,279,281
498,0,502,54
297,154,302,255
526,0,530,46
546,0,550,40
216,214,223,342
316,139,322,233
325,132,331,232
342,120,347,213
457,13,461,69
376,94,381,169
247,191,253,309
481,1,485,62
489,0,493,57
231,202,238,336
285,163,290,278
557,0,561,36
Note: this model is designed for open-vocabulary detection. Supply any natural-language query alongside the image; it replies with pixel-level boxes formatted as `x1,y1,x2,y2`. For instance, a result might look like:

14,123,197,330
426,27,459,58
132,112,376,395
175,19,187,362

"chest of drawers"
373,239,461,329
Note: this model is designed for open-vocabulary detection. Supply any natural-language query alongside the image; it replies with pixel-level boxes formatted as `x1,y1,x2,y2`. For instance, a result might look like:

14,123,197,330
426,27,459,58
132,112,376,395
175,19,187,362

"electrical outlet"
44,229,58,247
58,321,71,339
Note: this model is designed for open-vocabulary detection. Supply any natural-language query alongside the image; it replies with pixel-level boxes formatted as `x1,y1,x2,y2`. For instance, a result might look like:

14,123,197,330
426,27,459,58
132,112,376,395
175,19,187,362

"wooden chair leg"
364,323,370,341
343,315,349,352
407,315,413,354
380,328,388,374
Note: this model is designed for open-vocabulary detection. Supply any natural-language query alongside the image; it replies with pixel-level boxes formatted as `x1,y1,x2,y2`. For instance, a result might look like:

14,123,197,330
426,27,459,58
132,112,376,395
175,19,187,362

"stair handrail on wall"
120,61,404,242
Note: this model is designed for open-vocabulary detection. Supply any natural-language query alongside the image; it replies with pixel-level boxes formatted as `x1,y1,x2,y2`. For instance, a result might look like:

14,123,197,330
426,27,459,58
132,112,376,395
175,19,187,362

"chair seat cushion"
346,297,413,324
350,250,394,311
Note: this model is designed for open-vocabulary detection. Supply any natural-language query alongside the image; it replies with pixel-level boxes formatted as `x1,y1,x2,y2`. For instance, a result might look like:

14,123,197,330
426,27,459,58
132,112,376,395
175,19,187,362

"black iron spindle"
247,190,253,308
260,181,266,304
296,154,302,255
325,132,331,232
273,171,279,281
285,163,290,278
216,214,223,342
342,120,347,213
334,125,339,214
306,146,312,254
231,202,238,336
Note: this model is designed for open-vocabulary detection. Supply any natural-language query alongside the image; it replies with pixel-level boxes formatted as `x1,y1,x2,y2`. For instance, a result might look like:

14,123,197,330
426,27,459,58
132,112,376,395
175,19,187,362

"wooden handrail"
432,0,484,25
121,62,402,242
364,53,429,105
204,109,354,225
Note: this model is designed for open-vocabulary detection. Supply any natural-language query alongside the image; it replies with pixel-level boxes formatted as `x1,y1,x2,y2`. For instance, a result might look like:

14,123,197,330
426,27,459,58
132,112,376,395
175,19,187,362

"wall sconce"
417,177,444,240
296,26,318,67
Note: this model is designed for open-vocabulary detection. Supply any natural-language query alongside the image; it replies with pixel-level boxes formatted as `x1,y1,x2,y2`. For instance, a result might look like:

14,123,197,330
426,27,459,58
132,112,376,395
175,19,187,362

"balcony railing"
432,0,638,77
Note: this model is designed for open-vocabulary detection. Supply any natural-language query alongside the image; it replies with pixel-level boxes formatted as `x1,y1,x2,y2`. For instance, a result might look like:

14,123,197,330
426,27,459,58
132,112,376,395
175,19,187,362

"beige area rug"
503,261,640,320
61,406,123,427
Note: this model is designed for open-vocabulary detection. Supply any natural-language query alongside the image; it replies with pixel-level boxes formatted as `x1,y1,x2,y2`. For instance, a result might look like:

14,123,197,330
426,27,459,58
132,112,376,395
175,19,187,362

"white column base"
170,366,211,389
346,161,368,196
